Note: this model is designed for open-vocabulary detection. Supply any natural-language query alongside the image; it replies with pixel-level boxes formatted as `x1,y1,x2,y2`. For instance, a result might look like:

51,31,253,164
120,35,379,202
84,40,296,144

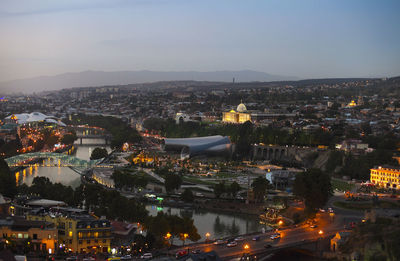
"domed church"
222,101,252,123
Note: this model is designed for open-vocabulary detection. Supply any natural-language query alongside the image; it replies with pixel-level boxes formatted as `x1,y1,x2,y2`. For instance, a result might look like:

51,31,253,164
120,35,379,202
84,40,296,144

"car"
83,258,95,261
66,257,78,261
310,225,317,228
121,255,132,260
319,208,326,213
227,241,238,247
175,250,188,258
264,244,272,248
191,249,201,254
213,239,227,245
252,236,261,241
270,233,281,240
140,253,153,259
235,236,245,241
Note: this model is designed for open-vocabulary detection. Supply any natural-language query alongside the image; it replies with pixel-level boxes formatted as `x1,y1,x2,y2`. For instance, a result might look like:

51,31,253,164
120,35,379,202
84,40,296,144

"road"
171,211,355,259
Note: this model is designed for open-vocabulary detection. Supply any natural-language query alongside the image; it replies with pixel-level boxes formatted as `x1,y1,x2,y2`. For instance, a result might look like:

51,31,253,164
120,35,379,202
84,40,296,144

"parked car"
252,236,261,241
213,239,227,245
235,236,245,241
140,253,153,259
227,241,238,247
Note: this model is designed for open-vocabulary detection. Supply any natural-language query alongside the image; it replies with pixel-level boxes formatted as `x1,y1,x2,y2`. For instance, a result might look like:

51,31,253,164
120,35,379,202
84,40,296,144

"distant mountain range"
0,70,298,94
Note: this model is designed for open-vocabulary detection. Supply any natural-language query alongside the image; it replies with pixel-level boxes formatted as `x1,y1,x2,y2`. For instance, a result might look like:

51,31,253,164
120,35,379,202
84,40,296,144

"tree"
251,176,270,203
164,174,182,194
90,147,108,160
213,181,226,199
61,133,77,145
181,188,194,202
293,169,332,212
0,158,17,198
228,181,241,198
144,212,200,248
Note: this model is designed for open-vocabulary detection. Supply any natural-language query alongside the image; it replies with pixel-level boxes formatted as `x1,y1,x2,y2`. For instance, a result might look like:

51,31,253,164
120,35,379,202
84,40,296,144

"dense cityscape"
1,1,400,261
1,76,400,261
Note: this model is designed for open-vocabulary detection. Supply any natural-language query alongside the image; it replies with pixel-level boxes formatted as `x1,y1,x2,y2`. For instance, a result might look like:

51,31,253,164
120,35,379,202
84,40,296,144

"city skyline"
1,0,400,87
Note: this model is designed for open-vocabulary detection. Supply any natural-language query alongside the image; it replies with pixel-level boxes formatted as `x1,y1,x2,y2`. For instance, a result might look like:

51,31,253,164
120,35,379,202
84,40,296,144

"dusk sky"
1,0,399,82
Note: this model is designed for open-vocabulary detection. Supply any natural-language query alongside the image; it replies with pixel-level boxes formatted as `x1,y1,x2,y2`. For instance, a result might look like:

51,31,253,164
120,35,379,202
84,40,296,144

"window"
69,239,72,244
69,222,72,229
78,232,82,238
48,234,52,239
33,234,37,240
69,231,73,237
79,240,82,244
18,233,23,239
94,239,98,243
24,234,28,239
87,240,90,244
2,233,7,238
103,239,106,243
94,232,98,238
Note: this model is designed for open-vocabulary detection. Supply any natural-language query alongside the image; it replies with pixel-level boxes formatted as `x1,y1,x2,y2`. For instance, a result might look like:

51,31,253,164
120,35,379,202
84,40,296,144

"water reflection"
16,139,110,188
213,216,240,237
146,205,264,240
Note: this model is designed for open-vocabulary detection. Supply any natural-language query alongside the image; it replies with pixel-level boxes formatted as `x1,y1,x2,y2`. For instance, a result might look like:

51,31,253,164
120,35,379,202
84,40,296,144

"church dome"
236,102,247,112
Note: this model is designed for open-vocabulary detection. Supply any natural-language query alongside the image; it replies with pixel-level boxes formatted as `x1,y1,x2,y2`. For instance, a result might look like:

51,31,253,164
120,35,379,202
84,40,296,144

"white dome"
236,103,247,112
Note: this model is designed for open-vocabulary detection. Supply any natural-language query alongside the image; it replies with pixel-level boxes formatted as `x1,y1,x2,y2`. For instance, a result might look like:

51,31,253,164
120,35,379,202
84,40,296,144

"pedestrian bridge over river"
5,152,108,170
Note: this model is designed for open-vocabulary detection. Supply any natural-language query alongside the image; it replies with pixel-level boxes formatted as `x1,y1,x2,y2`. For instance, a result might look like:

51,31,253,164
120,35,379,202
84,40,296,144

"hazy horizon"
1,0,400,86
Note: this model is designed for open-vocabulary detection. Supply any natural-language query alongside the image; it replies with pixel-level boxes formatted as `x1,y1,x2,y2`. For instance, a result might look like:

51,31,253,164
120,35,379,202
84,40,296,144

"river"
17,137,263,240
146,205,265,241
16,138,110,188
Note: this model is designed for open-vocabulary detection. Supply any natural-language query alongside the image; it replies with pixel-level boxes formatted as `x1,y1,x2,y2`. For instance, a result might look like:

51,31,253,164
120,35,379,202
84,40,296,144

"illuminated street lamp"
318,230,324,235
278,220,283,226
205,232,210,242
182,233,189,246
244,244,250,251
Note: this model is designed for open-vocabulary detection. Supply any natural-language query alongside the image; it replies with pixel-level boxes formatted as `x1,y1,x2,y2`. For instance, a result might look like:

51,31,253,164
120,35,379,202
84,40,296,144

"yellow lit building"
370,166,400,189
222,102,251,124
133,151,155,164
347,100,357,107
0,216,57,254
27,211,112,254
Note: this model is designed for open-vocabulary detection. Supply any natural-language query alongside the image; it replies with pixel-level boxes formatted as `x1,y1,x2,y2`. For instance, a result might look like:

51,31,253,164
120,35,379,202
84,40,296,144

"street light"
278,220,283,226
205,232,210,242
318,230,324,235
244,244,250,250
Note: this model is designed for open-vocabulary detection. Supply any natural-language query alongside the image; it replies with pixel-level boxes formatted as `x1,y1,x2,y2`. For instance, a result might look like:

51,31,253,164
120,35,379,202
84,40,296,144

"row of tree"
144,212,200,247
112,170,149,190
17,176,148,222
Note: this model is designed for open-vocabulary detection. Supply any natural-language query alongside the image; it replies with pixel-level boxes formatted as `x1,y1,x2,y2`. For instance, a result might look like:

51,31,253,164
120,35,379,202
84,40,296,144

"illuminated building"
132,151,155,164
347,100,357,107
27,208,112,253
0,216,57,254
370,166,400,189
222,102,251,123
163,135,232,159
92,169,115,188
4,112,66,127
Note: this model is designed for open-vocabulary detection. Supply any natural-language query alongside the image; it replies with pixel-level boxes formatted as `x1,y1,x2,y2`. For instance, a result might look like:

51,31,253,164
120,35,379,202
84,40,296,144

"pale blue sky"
0,0,399,81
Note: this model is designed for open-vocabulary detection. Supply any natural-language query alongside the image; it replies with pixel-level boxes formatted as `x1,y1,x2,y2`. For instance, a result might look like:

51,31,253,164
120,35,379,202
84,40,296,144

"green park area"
331,178,355,192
